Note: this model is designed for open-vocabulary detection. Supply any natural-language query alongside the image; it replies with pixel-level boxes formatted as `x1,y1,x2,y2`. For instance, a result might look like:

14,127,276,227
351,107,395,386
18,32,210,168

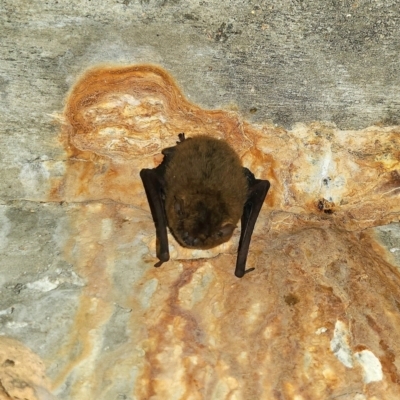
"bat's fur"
164,135,248,249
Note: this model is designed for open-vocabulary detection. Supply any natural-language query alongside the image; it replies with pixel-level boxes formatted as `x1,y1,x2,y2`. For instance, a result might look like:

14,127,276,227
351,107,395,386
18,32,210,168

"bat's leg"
140,168,170,267
140,136,186,268
235,168,270,278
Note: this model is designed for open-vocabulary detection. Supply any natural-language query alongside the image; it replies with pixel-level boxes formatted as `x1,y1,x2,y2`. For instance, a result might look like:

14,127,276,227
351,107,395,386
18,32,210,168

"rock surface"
1,2,400,400
3,65,400,399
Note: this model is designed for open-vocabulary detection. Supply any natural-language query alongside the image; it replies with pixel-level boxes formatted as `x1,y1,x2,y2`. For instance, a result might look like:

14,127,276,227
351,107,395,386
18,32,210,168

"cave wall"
1,1,400,399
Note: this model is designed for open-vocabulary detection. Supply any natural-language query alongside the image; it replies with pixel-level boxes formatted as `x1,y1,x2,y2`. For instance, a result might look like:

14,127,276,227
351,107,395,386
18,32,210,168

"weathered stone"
2,2,400,399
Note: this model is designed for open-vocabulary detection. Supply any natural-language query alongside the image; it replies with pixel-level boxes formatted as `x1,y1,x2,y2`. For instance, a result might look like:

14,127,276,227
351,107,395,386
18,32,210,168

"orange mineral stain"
44,64,400,399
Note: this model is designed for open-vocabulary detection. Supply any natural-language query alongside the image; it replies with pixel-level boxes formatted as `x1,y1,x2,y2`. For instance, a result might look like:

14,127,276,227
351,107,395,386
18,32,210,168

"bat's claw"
177,133,186,144
244,267,255,275
154,252,170,268
235,267,255,278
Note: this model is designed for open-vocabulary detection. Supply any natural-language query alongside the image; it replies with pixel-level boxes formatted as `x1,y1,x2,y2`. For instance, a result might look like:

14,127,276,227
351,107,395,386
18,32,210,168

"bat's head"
166,193,238,249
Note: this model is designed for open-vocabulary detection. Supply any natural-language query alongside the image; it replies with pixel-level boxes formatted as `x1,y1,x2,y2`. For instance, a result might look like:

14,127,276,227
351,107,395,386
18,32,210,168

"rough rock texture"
1,1,400,400
0,337,55,400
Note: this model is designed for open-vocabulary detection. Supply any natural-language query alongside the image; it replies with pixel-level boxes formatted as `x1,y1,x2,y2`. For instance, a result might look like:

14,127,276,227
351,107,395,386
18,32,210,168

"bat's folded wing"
235,178,270,278
140,168,170,267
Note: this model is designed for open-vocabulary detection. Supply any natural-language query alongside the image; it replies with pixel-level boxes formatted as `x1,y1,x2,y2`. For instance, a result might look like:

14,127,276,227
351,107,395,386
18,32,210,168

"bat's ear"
218,222,236,239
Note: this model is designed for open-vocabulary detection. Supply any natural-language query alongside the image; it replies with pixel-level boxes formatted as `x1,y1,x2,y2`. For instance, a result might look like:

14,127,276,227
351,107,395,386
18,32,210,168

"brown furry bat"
140,134,270,277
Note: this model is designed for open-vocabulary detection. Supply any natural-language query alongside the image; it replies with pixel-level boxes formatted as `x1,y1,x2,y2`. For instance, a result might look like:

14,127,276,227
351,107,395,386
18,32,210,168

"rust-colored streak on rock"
49,203,119,393
64,64,252,161
48,64,400,399
58,65,400,230
379,340,400,384
135,226,400,398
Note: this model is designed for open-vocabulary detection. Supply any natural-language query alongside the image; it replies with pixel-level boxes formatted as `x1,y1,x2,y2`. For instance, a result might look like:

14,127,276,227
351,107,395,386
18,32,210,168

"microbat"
140,133,270,277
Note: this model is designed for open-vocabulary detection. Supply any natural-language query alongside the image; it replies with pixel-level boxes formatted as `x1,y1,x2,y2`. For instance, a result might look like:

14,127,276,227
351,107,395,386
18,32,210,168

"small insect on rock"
140,134,270,277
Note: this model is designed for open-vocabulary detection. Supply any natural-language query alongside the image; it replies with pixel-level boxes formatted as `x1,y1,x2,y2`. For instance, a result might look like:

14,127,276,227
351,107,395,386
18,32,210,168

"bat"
140,133,270,277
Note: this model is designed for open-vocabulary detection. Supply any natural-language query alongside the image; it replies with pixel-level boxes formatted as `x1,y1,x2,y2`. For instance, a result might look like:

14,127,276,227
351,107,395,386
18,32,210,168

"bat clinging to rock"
140,134,270,277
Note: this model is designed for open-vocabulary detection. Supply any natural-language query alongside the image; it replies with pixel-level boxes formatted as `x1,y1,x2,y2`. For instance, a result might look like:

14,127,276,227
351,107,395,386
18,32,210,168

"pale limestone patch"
0,206,11,253
26,276,59,292
139,278,158,309
178,263,214,310
26,272,85,292
101,218,113,241
330,320,353,368
354,349,383,384
19,162,50,197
